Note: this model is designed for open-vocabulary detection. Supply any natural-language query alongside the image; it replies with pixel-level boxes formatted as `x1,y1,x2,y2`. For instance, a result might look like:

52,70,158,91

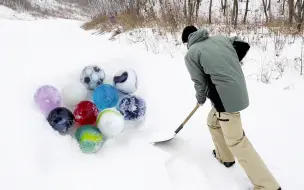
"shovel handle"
174,103,200,134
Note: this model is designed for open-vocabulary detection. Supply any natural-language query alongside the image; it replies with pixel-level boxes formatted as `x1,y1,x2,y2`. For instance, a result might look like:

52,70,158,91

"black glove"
232,41,250,61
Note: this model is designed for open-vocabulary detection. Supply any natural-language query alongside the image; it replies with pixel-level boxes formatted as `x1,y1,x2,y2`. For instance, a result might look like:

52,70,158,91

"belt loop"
219,112,221,118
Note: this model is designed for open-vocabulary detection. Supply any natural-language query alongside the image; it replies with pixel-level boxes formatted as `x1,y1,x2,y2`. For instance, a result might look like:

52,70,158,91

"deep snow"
1,11,304,190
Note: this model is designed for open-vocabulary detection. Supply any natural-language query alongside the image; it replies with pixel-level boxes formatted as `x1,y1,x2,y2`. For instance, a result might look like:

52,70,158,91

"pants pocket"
218,118,229,122
216,112,231,122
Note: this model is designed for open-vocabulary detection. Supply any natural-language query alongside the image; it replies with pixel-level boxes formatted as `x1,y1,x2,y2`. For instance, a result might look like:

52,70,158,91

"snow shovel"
152,103,200,144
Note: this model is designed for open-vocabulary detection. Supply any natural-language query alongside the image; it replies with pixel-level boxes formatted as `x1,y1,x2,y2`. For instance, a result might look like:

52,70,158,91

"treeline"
83,0,304,33
2,0,304,33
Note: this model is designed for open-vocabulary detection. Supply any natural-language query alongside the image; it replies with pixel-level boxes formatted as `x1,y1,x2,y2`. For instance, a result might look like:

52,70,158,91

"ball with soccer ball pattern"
80,65,105,91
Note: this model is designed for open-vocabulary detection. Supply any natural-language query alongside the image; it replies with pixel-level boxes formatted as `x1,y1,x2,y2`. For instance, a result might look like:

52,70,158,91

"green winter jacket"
184,28,250,112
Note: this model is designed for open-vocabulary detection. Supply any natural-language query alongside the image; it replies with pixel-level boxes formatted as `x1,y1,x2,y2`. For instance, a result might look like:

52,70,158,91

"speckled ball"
118,95,146,121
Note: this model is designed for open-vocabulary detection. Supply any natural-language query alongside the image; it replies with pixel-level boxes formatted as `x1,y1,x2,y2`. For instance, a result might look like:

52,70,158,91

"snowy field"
1,6,304,190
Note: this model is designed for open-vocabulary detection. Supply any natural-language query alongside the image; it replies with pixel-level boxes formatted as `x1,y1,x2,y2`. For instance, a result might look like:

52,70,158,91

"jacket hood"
187,28,209,49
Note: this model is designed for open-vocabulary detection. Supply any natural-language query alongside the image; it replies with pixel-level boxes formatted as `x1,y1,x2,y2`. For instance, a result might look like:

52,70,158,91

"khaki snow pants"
207,107,280,190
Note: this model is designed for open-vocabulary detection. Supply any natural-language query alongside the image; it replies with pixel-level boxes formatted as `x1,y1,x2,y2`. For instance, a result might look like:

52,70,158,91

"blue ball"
93,84,119,111
118,95,146,120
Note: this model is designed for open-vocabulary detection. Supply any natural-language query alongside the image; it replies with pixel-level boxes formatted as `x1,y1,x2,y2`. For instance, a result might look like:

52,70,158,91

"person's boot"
213,150,235,168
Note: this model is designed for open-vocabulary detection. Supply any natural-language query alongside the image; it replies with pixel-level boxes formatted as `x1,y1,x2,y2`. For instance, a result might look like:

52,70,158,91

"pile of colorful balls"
34,65,146,154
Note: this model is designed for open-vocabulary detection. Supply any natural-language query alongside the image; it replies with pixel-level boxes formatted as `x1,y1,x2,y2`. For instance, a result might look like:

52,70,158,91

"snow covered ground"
1,8,304,190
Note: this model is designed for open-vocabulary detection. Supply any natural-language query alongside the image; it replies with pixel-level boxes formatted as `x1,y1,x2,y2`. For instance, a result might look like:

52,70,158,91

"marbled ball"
113,69,137,94
75,125,105,153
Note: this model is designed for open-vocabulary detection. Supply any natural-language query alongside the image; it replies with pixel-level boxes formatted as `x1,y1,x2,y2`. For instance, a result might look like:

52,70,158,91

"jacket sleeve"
184,52,207,105
230,36,250,61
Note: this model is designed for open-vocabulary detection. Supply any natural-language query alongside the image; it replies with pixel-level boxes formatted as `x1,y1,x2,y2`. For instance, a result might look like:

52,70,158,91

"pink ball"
34,85,61,116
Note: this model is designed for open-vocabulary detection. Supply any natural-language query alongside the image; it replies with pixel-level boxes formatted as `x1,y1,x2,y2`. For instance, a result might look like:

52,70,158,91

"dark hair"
182,25,198,43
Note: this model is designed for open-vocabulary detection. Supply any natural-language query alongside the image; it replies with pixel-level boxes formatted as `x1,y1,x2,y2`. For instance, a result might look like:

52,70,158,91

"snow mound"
0,5,33,20
28,0,90,20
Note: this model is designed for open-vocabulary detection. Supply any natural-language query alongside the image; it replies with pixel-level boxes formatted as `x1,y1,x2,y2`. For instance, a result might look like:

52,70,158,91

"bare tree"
288,0,295,24
262,0,269,22
183,0,187,21
195,0,201,22
182,0,198,24
301,36,304,75
209,0,212,24
268,0,272,22
282,0,286,15
231,0,238,27
243,0,249,23
293,0,304,31
221,0,227,16
187,0,192,24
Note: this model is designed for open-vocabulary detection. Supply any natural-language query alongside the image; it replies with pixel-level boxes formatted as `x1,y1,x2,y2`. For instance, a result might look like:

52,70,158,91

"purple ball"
118,95,146,121
34,85,61,116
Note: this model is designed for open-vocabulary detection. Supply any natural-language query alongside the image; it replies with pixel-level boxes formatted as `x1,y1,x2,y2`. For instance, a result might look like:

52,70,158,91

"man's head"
182,25,198,43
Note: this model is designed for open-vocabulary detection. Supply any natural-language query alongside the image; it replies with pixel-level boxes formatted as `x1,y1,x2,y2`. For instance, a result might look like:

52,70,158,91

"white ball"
97,109,124,138
113,68,137,94
62,82,88,109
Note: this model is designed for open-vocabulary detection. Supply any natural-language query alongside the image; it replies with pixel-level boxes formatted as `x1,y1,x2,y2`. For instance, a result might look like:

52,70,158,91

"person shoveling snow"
181,25,281,190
